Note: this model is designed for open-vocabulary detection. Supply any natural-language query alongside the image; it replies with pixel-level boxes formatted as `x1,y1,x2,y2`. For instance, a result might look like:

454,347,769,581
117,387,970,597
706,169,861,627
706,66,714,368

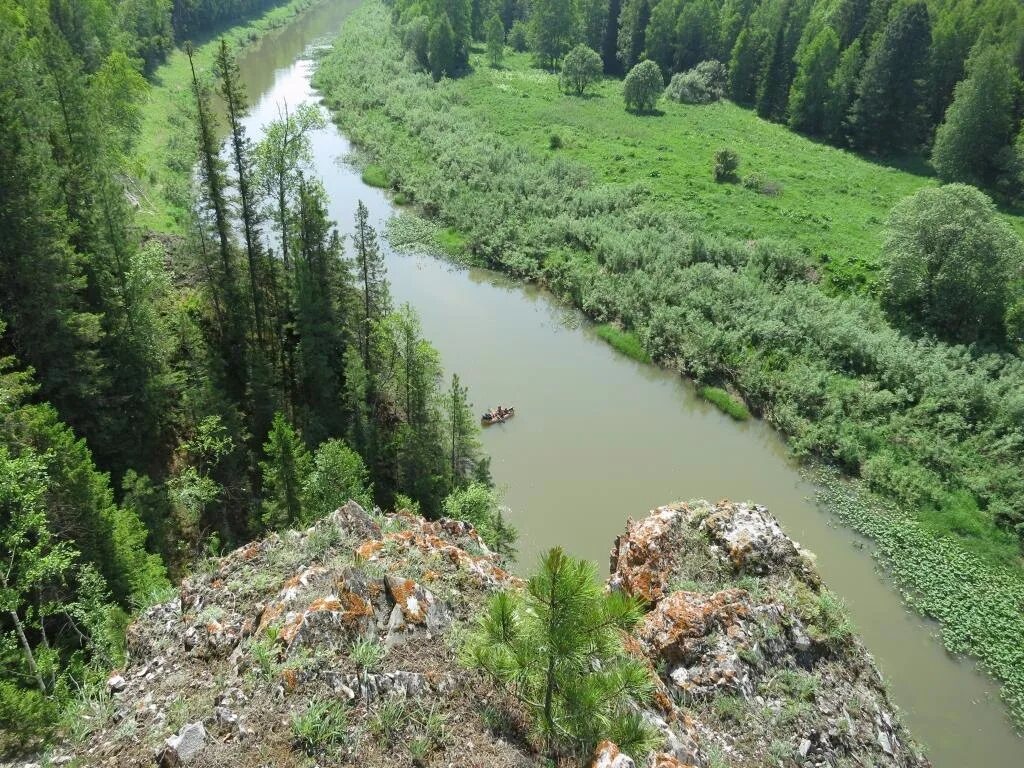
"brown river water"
223,1,1024,763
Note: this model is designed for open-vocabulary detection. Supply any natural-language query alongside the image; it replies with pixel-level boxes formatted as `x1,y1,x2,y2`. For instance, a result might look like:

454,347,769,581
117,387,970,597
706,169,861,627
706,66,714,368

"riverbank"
313,1,1024,729
131,0,328,232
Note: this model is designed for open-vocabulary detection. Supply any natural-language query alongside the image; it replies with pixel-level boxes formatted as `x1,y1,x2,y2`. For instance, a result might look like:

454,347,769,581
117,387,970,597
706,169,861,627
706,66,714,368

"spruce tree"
294,178,350,443
729,27,763,105
187,41,248,406
353,201,391,374
215,38,269,343
602,0,623,74
259,413,311,530
932,47,1019,185
848,1,933,153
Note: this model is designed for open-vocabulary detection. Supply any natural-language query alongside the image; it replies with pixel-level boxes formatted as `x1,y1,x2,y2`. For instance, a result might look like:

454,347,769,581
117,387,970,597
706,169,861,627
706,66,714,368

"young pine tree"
466,548,657,758
444,372,481,485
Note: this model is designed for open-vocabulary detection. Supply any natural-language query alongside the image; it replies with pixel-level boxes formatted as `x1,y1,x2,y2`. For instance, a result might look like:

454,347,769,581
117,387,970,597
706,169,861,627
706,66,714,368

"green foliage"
485,14,505,67
442,483,517,555
664,60,727,104
361,163,389,188
623,59,663,112
560,44,603,95
880,184,1024,343
697,386,750,420
466,549,657,757
303,439,374,520
712,148,740,182
594,324,651,363
260,413,312,530
932,47,1020,186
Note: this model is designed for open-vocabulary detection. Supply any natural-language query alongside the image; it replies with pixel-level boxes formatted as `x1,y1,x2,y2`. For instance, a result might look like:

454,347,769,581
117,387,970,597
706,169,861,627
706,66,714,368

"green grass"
435,227,468,257
697,386,751,421
455,50,1024,290
593,324,651,363
132,0,326,232
361,163,389,188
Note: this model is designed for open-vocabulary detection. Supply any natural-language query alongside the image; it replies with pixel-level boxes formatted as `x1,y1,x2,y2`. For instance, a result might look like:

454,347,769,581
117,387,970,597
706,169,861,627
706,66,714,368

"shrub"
880,184,1024,343
442,483,516,554
623,60,663,112
664,60,727,104
560,44,602,96
712,148,740,182
549,133,563,150
508,19,528,52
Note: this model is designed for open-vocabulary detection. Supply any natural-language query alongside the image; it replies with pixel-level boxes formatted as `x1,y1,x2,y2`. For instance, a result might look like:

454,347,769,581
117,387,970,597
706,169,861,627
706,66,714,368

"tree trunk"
8,609,46,694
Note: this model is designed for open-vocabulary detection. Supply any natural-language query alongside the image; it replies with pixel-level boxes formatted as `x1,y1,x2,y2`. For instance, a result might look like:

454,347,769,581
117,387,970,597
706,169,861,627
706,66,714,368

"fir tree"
353,201,391,374
485,13,505,67
848,1,933,153
259,413,311,530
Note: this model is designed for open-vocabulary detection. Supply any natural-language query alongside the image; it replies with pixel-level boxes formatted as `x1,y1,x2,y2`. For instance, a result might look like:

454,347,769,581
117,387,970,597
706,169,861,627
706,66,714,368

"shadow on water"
230,3,1024,765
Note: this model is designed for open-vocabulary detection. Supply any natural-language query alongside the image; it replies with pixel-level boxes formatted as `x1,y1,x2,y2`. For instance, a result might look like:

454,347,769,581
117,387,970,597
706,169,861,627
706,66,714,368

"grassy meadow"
459,49,1024,290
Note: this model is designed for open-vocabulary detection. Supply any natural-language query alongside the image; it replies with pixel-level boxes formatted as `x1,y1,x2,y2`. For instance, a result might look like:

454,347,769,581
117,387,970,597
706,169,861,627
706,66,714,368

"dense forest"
393,0,1024,191
0,0,503,751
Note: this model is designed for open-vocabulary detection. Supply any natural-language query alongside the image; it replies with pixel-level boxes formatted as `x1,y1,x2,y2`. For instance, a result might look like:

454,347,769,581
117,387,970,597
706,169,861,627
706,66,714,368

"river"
227,1,1023,764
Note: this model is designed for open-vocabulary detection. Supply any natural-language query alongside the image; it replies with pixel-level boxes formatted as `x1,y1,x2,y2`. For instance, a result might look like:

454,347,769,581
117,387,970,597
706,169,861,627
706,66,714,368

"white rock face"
159,721,207,766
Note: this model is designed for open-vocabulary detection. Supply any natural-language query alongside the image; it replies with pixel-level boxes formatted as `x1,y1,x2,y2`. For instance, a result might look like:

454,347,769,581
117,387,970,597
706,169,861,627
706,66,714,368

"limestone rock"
157,721,206,766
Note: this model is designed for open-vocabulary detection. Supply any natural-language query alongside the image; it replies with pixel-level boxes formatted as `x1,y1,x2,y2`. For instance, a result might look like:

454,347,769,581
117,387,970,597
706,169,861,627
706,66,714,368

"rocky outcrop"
608,500,927,768
45,499,927,768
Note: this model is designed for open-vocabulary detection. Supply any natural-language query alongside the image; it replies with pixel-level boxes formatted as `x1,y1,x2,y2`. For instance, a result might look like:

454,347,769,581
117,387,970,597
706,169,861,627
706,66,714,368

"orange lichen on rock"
607,504,689,606
638,589,749,659
356,539,384,560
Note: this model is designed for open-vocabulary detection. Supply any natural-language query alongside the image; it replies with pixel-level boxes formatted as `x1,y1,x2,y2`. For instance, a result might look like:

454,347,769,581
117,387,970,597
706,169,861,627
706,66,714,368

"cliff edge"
41,500,927,767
